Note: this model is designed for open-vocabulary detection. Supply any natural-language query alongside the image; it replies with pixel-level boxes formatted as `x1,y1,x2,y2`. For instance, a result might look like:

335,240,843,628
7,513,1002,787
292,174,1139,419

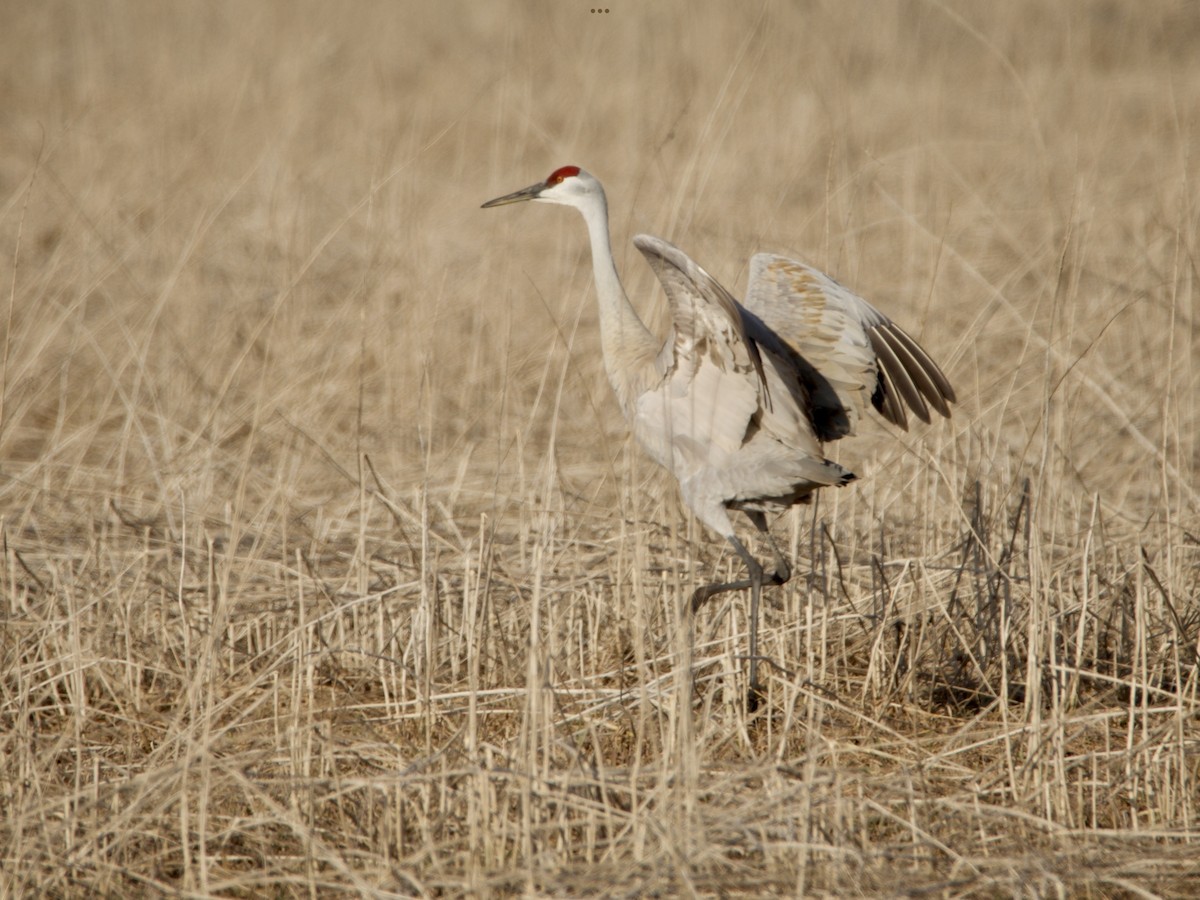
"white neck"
575,191,659,417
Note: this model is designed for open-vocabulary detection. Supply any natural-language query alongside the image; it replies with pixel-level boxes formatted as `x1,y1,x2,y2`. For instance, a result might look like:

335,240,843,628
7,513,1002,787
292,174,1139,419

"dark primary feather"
744,253,954,435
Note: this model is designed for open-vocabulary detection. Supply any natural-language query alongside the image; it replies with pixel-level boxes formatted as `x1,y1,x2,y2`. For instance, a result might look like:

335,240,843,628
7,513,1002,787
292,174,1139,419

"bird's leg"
745,510,790,587
687,514,795,708
689,533,766,707
689,568,753,613
741,513,778,707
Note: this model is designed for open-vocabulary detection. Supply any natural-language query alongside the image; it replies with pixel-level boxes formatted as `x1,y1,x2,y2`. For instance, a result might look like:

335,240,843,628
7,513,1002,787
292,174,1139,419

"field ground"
2,1,1199,896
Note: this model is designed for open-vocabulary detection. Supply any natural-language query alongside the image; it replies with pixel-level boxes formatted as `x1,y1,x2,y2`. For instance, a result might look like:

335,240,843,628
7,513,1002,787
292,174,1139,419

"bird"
482,165,955,706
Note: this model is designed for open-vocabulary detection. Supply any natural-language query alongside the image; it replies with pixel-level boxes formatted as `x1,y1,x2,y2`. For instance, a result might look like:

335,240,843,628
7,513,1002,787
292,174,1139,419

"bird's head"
481,165,603,211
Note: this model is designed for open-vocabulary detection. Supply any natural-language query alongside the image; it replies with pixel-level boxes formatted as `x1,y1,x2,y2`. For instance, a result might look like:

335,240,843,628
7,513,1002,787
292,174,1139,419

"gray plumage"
483,166,955,706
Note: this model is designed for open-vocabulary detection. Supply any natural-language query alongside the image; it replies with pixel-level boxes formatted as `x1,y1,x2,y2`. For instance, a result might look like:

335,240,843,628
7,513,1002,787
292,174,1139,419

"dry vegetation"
2,1,1199,896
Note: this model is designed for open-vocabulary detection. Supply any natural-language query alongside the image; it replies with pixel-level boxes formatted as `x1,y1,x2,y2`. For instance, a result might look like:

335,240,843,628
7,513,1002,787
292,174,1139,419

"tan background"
2,1,1197,895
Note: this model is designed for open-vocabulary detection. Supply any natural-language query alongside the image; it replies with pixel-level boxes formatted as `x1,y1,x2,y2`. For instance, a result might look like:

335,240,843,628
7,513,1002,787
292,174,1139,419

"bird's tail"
829,461,857,486
793,457,856,488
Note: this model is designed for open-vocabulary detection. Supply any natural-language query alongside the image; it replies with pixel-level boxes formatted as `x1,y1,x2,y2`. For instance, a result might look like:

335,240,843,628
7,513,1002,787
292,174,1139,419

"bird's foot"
746,680,765,713
689,578,752,614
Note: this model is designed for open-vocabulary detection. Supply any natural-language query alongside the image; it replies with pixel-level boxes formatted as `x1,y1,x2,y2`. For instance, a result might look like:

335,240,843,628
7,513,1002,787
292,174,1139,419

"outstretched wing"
632,234,842,485
744,253,955,438
633,234,767,393
632,235,774,469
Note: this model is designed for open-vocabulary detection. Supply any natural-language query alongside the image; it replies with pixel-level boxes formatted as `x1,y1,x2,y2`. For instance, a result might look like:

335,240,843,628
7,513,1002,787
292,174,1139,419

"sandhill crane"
483,165,955,705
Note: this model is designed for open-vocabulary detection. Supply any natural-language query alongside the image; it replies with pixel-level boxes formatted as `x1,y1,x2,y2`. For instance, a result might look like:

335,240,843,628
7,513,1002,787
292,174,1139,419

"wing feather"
883,322,958,408
877,368,906,428
633,234,768,400
869,327,928,426
631,235,778,487
744,253,954,436
632,235,850,527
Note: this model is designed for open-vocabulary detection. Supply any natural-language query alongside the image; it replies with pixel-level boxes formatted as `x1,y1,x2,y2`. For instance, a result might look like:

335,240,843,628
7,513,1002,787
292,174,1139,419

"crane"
483,165,955,706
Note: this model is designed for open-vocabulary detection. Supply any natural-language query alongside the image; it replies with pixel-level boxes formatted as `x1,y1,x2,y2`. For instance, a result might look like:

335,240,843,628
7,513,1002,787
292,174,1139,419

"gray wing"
744,253,955,438
632,235,834,481
633,234,768,395
631,235,781,470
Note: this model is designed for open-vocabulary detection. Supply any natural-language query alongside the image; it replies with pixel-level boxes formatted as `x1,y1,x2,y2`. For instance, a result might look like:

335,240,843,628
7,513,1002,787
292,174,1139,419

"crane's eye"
547,165,581,185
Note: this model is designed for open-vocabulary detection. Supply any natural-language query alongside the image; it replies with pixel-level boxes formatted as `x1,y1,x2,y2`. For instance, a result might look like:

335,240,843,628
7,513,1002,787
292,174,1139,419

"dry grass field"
2,1,1199,896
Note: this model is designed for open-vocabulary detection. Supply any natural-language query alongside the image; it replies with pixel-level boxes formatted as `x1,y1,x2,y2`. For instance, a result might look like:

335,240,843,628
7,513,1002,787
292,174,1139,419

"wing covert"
633,234,768,399
744,253,955,435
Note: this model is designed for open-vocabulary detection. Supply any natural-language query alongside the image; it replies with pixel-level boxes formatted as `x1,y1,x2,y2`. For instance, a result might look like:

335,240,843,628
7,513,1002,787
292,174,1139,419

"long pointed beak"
481,181,545,208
